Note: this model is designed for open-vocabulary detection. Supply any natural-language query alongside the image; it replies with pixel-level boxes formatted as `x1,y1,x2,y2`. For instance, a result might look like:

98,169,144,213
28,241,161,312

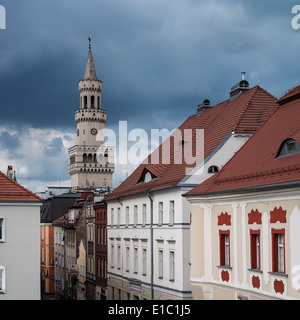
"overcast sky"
0,0,299,192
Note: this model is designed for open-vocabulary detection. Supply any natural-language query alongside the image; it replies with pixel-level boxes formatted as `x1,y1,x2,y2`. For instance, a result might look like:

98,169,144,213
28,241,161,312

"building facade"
95,198,108,300
106,76,279,300
0,169,42,300
185,84,300,300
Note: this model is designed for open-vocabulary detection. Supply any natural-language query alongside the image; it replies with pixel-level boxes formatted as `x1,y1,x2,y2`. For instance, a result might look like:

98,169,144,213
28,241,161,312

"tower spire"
83,37,98,81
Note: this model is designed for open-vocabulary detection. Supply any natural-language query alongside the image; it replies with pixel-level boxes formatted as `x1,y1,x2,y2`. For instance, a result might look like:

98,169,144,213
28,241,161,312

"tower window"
98,97,100,109
84,96,87,109
83,153,87,163
91,96,95,108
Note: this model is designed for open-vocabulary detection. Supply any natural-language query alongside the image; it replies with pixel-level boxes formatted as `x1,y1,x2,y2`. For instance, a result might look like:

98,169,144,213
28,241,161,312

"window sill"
217,265,232,270
169,279,174,282
0,290,6,294
268,271,288,278
248,268,263,274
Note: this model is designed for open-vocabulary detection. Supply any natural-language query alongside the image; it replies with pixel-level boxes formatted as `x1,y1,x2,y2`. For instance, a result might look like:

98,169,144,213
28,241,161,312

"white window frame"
134,205,138,226
169,201,174,226
158,202,163,226
0,266,6,294
158,249,163,279
126,206,129,226
134,248,138,274
0,217,6,243
169,251,175,281
142,204,147,226
142,248,147,275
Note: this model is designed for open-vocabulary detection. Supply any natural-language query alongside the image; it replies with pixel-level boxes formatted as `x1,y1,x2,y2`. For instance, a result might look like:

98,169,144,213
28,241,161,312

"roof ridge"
215,164,300,184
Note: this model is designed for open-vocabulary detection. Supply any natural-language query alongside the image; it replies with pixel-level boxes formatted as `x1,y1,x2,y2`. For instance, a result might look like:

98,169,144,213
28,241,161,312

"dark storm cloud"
0,0,299,132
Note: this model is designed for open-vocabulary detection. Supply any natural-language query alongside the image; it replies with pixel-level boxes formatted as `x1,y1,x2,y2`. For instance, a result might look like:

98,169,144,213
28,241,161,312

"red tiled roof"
187,84,300,195
0,171,43,202
107,86,278,200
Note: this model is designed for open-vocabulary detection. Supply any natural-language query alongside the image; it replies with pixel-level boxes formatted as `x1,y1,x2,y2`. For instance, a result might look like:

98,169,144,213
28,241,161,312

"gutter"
182,180,300,197
147,190,154,300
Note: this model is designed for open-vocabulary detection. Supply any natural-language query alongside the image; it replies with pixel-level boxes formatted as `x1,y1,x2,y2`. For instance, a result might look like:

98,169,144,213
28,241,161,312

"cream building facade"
185,84,300,300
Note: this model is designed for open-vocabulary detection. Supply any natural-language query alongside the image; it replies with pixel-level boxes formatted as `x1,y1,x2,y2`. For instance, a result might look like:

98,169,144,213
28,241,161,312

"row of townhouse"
105,74,280,300
40,189,109,300
0,167,42,300
106,76,300,300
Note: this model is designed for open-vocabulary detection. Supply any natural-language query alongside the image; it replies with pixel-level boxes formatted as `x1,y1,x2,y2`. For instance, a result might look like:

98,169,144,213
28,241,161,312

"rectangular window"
117,245,121,269
0,266,6,293
250,230,260,270
169,251,175,281
134,248,138,273
169,201,174,226
142,249,147,275
219,231,230,267
126,246,130,272
158,250,163,279
158,202,163,226
117,207,121,226
111,244,114,268
142,204,147,226
126,206,129,226
111,208,114,227
0,218,5,242
272,229,285,273
134,205,138,226
42,227,45,241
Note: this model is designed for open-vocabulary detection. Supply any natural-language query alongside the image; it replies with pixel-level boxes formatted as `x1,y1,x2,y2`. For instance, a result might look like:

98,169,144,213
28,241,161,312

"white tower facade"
68,41,114,190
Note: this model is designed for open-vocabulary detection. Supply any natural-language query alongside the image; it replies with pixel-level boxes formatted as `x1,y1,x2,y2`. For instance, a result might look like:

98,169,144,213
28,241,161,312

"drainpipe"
147,191,154,300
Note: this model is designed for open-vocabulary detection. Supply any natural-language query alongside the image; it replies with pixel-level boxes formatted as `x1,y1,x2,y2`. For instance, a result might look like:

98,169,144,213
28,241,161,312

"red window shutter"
272,231,278,272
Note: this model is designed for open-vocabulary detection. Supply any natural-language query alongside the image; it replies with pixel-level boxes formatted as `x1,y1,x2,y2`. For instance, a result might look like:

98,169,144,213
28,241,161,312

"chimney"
197,99,211,116
230,72,249,100
7,165,13,179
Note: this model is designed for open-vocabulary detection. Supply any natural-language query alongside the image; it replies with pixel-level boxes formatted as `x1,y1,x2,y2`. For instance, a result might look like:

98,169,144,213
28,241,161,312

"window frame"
272,229,286,274
158,202,163,226
219,230,230,267
169,201,174,226
0,266,6,294
250,230,261,270
0,217,5,243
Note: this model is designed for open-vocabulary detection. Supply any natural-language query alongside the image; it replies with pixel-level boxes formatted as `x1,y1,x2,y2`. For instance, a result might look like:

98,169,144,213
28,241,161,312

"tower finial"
88,37,91,50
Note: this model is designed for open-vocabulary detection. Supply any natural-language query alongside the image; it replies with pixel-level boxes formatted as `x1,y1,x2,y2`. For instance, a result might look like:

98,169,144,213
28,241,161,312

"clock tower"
68,40,114,190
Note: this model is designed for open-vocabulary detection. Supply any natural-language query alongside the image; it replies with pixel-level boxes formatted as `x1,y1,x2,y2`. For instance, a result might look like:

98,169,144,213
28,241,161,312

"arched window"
84,96,87,109
88,153,93,163
91,96,95,108
208,166,219,173
83,153,87,163
98,96,100,109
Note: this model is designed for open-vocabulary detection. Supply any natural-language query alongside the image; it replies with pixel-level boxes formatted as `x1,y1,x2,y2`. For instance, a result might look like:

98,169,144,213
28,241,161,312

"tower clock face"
91,128,98,135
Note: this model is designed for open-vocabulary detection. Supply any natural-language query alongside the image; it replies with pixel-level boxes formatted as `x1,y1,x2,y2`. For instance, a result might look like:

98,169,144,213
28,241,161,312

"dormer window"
276,139,300,158
138,169,158,184
208,166,219,173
